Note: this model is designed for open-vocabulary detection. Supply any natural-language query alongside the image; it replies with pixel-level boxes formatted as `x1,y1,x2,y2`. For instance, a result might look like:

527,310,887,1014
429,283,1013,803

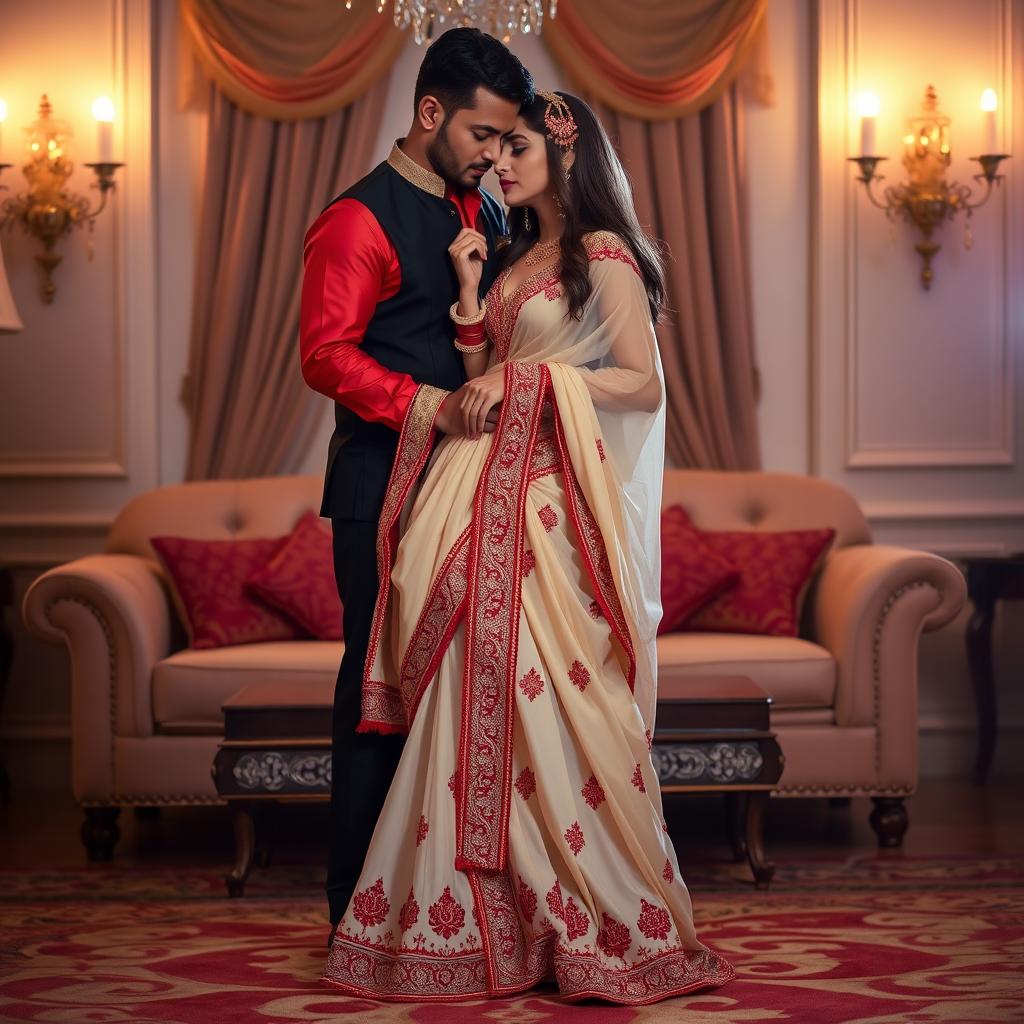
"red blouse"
300,185,485,433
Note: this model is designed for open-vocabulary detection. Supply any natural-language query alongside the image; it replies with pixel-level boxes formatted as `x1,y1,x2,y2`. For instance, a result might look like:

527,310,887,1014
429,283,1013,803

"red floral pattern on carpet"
245,509,342,641
0,857,1021,1022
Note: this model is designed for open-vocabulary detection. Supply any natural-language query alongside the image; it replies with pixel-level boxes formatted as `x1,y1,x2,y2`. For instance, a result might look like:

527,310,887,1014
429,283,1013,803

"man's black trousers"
326,516,404,925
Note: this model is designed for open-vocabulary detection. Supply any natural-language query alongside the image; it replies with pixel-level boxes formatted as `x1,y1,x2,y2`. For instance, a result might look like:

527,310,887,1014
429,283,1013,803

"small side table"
212,680,333,896
653,675,784,888
961,553,1024,784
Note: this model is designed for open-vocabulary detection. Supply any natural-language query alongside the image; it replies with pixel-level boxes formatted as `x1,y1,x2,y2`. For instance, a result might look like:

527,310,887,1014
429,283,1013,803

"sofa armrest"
809,544,966,734
22,554,174,749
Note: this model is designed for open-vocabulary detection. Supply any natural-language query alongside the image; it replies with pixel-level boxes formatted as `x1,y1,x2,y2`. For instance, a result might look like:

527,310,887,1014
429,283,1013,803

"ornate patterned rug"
1,856,1021,1023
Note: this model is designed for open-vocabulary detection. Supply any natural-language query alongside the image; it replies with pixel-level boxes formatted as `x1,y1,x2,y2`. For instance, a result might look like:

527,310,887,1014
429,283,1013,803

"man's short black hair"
414,27,535,115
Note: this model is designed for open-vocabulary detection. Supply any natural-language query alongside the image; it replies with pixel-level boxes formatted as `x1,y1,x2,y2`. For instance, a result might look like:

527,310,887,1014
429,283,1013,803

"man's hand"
435,381,502,438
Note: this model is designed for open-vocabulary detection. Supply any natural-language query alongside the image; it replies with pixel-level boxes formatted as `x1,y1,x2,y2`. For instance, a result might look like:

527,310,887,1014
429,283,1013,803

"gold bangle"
450,299,487,326
454,337,489,354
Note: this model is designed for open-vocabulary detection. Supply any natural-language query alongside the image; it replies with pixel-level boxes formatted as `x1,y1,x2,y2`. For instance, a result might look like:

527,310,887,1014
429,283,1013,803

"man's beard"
427,119,485,188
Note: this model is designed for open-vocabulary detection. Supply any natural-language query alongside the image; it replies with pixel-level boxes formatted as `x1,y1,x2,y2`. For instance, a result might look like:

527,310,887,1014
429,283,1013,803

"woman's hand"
448,228,487,296
458,367,505,439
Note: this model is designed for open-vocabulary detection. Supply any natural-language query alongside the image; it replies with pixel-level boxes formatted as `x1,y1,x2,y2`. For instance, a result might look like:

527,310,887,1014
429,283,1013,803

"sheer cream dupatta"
357,234,666,870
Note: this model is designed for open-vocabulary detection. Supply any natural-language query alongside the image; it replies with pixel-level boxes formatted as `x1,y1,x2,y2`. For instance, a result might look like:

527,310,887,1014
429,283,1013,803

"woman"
322,91,734,1005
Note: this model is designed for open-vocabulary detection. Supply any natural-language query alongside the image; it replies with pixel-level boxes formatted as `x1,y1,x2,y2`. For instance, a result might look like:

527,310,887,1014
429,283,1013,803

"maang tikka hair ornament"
539,90,579,153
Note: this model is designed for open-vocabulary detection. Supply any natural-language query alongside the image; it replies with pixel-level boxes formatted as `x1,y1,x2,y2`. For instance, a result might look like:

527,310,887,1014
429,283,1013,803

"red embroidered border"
455,361,549,872
551,395,637,690
399,525,471,724
358,384,448,735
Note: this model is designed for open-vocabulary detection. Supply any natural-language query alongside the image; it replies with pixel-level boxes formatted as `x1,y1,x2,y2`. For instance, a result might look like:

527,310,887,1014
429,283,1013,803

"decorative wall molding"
814,0,1020,478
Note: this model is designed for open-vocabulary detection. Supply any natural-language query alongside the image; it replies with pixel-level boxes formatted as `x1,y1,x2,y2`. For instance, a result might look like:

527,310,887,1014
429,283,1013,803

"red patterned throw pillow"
676,509,837,637
658,505,740,634
246,510,342,641
150,533,303,649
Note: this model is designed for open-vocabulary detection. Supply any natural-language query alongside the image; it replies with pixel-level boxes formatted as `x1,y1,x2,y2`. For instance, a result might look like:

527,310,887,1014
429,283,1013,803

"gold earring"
523,208,532,231
553,193,565,220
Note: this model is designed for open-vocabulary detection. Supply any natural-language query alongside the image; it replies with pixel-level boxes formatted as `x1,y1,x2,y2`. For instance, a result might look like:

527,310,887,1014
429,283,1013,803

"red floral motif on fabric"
517,875,538,923
456,362,549,873
596,437,607,462
518,668,544,702
521,549,536,578
514,766,536,801
581,774,606,809
538,504,559,532
416,815,429,846
398,889,419,931
543,281,562,301
564,820,586,856
645,728,653,751
448,771,457,798
631,763,647,793
663,859,674,883
637,898,672,941
544,881,590,942
352,878,389,929
597,911,632,959
428,886,466,940
569,660,590,692
587,599,603,619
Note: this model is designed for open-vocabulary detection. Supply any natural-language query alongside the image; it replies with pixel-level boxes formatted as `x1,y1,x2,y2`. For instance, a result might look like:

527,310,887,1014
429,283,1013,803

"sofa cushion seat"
656,632,836,710
152,640,344,729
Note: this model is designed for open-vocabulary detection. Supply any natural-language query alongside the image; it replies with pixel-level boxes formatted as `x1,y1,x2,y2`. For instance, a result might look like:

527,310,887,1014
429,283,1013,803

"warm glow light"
903,133,914,145
855,91,881,118
980,88,997,112
92,96,114,122
0,99,7,123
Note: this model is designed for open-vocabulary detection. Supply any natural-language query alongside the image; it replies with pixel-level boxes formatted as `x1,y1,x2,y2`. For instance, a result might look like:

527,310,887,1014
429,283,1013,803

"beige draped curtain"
183,75,390,480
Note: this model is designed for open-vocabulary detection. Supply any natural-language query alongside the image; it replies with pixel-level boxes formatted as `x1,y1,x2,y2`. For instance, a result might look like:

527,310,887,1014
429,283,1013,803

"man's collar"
387,140,446,199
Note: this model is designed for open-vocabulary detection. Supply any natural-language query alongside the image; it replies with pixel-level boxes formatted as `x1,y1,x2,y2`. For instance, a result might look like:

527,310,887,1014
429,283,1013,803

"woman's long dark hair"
497,91,666,323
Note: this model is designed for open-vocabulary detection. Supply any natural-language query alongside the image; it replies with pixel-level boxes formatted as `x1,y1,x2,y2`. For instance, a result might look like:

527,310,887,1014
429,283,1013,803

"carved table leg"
226,803,256,897
724,791,749,862
870,796,908,848
81,807,121,861
745,791,775,888
965,565,998,784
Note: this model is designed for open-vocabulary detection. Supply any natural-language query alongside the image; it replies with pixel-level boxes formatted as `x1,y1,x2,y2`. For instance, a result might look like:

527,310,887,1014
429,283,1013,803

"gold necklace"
523,239,561,266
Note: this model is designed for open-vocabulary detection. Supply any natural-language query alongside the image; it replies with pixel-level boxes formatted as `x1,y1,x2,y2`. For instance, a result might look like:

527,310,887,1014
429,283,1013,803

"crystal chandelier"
348,1,558,45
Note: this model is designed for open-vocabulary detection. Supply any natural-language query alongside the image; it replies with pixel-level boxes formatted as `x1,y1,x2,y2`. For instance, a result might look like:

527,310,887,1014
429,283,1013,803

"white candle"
856,92,880,156
92,96,114,162
980,89,998,154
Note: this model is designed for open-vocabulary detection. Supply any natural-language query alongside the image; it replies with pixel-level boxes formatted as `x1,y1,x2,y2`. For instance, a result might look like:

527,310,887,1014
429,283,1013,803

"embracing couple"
299,26,734,1006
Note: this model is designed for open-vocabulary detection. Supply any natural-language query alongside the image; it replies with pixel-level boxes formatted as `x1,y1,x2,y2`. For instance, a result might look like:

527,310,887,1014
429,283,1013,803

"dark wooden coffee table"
212,680,333,896
653,674,784,887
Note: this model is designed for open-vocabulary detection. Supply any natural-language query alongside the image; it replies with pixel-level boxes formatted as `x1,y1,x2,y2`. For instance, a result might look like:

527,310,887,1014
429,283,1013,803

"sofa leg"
869,797,908,848
81,807,121,861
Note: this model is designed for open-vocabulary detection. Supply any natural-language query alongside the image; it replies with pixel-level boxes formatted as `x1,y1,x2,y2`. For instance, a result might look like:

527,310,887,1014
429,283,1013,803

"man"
299,27,534,942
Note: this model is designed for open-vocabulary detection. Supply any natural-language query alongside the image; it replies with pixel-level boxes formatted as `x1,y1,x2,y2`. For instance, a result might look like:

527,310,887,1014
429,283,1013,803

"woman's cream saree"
322,232,734,1004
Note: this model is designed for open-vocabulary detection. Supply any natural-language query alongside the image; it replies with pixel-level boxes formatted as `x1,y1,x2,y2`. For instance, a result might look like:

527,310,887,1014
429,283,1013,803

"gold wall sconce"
0,94,124,303
848,85,1010,290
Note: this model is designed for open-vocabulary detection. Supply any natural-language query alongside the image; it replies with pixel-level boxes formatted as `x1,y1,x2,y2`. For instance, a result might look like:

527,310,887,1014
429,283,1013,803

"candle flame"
855,91,880,118
980,88,997,112
92,96,115,122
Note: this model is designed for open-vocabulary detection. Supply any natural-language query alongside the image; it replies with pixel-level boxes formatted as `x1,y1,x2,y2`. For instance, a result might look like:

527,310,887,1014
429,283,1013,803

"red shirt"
300,162,485,433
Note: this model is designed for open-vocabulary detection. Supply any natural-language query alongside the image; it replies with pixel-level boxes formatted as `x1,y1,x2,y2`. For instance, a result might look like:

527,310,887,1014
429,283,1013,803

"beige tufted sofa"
22,471,965,858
